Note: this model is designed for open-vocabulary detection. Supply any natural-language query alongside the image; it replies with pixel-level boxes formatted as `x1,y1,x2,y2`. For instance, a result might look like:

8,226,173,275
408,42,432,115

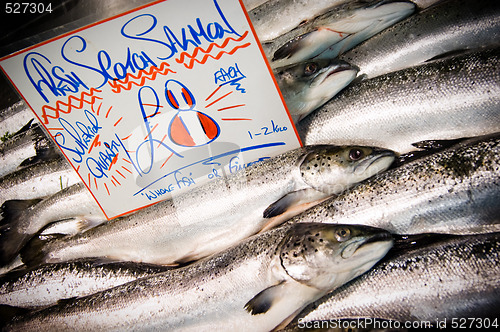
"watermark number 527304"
5,2,53,14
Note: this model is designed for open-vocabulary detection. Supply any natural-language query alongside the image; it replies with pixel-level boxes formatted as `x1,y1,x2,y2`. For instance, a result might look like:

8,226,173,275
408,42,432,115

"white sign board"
0,0,301,219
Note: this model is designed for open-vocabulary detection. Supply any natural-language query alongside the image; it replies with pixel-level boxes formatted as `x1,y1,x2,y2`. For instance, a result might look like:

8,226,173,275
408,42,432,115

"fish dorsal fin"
244,281,285,315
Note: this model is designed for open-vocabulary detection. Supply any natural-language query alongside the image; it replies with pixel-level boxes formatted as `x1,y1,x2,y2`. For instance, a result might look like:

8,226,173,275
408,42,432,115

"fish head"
279,223,393,291
300,145,395,195
270,1,415,68
275,59,358,122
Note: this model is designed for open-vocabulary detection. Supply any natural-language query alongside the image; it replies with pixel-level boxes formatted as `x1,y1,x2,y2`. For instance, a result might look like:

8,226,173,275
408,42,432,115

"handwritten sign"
0,0,301,218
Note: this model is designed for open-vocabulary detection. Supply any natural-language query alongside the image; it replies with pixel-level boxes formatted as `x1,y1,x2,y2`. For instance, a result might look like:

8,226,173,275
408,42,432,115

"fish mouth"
353,149,395,174
317,61,355,86
341,231,393,259
360,231,393,247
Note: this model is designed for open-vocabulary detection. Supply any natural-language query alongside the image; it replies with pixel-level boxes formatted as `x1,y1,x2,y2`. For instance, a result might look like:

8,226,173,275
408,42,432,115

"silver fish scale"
294,233,500,323
291,136,500,235
26,148,311,265
6,223,392,331
0,157,80,204
0,260,170,308
339,0,500,79
7,225,291,331
298,49,500,154
22,143,395,267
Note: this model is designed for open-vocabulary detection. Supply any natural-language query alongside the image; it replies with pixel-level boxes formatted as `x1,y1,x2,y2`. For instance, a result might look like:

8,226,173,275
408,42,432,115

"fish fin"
273,32,314,61
260,194,332,234
425,49,469,62
1,199,41,221
0,305,30,328
56,297,78,307
19,234,63,268
244,281,285,315
412,138,465,151
39,217,106,237
263,193,301,219
263,189,327,219
0,199,42,266
12,119,34,136
18,146,60,168
75,217,107,233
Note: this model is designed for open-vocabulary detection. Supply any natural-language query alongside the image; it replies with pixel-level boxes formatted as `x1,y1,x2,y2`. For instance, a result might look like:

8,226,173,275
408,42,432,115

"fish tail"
20,234,60,268
0,304,30,329
19,129,60,168
0,199,41,266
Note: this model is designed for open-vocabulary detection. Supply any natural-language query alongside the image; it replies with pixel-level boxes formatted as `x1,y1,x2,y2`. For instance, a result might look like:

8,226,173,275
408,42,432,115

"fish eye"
304,62,318,75
349,149,364,161
335,228,351,242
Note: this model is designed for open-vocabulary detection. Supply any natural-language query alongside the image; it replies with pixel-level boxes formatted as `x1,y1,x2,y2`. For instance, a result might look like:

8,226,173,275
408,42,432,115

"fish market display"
293,232,500,323
275,59,357,122
0,122,57,177
0,0,499,329
18,145,395,267
339,0,500,79
0,259,171,309
289,135,500,235
0,183,105,266
4,223,393,331
298,48,500,154
262,1,415,68
0,157,80,205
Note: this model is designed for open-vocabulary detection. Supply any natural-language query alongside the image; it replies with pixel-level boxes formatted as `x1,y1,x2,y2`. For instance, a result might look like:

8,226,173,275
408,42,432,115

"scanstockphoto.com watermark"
297,317,499,329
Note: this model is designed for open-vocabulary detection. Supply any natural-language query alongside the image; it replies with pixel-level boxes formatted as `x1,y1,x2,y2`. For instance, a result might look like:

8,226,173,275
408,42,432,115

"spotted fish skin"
5,223,392,331
0,122,57,178
293,232,500,323
20,145,395,267
288,135,500,235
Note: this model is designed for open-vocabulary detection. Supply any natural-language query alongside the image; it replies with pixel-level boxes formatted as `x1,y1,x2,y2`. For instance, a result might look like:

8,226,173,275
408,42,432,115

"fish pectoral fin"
260,191,332,233
56,297,78,307
244,281,285,315
412,138,465,151
263,189,328,219
273,31,314,61
263,194,298,219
